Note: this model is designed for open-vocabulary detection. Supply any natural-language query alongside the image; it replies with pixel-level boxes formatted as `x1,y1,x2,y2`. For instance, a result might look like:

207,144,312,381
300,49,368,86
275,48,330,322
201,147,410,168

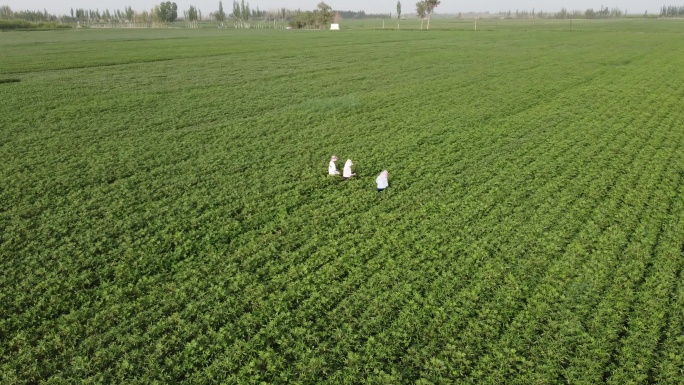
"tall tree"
233,0,249,27
141,10,149,26
424,0,440,29
232,0,241,26
396,1,401,29
125,6,134,22
216,1,226,27
0,5,13,19
316,2,333,29
186,5,198,27
151,6,160,24
241,0,250,24
415,1,426,29
156,1,178,23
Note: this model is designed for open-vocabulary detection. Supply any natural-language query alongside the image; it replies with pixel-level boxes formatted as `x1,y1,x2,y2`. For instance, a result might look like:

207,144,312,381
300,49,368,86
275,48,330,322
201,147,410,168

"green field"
2,21,684,383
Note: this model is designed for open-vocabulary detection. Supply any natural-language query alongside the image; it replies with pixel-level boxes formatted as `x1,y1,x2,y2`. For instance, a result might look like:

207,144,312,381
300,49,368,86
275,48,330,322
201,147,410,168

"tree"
233,0,249,28
186,5,198,28
396,1,401,29
556,7,568,19
141,10,150,26
424,0,440,29
151,6,161,24
416,1,426,29
232,0,241,25
290,10,317,29
241,0,250,24
216,1,226,27
0,5,13,20
316,2,333,29
125,6,134,22
156,1,178,23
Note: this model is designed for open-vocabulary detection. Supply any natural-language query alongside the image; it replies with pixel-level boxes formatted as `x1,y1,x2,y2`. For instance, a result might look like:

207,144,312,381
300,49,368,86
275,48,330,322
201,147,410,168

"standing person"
328,155,340,176
376,170,389,192
343,159,355,180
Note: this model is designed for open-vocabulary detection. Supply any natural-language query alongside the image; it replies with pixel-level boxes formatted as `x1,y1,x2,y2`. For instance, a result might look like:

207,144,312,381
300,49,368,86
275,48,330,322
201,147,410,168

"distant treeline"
660,5,684,17
491,7,626,19
3,3,684,27
0,6,61,22
0,19,71,30
0,3,389,26
334,10,392,19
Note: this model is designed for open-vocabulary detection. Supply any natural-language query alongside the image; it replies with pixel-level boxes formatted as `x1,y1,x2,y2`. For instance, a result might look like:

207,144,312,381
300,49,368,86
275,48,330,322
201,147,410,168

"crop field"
1,21,684,383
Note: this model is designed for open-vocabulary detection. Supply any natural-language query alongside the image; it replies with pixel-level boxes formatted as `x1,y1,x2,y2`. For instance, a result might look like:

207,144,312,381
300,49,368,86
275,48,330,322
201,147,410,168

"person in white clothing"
343,159,355,180
328,155,340,175
376,170,389,192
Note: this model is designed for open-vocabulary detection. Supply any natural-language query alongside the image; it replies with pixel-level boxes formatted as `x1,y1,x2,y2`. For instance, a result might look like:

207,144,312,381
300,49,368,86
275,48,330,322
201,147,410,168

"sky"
2,1,660,16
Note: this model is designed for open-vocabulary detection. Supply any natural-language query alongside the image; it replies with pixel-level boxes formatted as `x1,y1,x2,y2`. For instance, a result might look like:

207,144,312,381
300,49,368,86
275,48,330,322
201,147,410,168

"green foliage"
125,6,134,22
156,1,178,23
416,0,440,29
0,5,12,19
187,6,198,21
0,19,70,30
288,3,333,30
1,25,684,383
216,1,226,24
415,1,427,19
232,0,250,28
185,5,199,28
290,11,315,29
424,0,441,14
317,2,333,28
661,4,684,17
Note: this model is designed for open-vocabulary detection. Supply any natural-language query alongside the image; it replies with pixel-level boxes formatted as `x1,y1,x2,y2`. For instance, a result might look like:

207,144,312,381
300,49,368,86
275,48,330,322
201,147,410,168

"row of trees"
0,3,191,25
332,10,395,19
0,6,57,22
226,1,311,29
555,6,624,19
496,7,626,19
0,2,245,28
0,4,180,26
0,0,436,30
71,3,178,26
660,5,684,17
5,3,684,26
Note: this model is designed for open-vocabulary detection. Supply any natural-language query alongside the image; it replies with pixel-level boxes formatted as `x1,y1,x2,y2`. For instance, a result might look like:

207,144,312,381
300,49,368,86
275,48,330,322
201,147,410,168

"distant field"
1,22,684,383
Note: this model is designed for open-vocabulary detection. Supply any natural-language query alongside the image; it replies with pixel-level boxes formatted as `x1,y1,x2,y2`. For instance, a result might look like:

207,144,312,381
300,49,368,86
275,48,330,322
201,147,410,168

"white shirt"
328,160,339,175
343,165,353,178
376,174,388,189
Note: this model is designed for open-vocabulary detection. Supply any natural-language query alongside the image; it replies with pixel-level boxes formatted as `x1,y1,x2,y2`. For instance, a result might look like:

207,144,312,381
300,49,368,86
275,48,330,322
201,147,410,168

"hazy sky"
3,1,659,16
